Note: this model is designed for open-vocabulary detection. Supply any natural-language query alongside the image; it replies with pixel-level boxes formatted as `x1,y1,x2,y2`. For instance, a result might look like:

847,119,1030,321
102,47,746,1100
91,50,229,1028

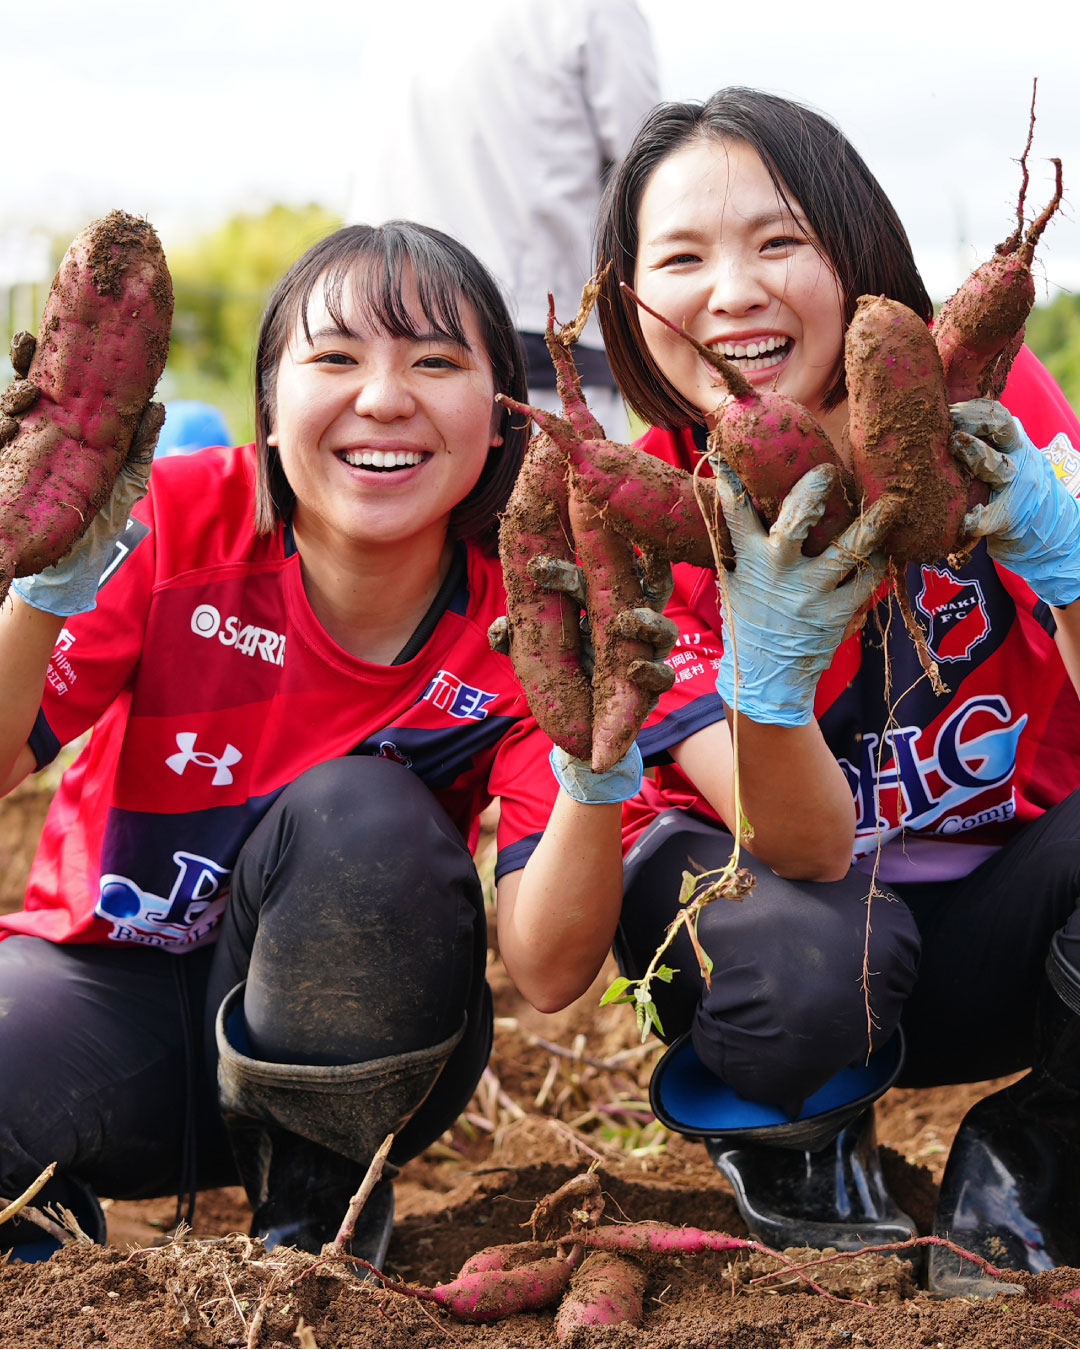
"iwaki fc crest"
915,567,989,663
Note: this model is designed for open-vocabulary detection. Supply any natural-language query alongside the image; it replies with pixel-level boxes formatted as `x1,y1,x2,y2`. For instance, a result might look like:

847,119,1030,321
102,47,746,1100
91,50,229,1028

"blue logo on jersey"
420,669,496,721
839,694,1027,853
96,850,229,948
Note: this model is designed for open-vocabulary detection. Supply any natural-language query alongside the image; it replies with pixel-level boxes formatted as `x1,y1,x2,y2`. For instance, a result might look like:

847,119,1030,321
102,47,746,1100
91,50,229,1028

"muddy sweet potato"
496,432,592,761
428,1253,577,1323
844,294,971,563
0,211,173,600
624,286,856,557
935,160,1063,403
554,1251,646,1343
568,489,671,771
497,394,678,771
515,401,724,568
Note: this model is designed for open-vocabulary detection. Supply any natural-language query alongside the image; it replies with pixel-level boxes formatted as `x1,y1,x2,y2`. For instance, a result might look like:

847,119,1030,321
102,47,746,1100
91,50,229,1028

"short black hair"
254,221,528,550
596,87,933,430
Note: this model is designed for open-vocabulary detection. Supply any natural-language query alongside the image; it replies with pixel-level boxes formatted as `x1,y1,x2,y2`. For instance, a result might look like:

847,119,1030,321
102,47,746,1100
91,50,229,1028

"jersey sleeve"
1000,344,1080,449
29,491,156,769
485,713,561,880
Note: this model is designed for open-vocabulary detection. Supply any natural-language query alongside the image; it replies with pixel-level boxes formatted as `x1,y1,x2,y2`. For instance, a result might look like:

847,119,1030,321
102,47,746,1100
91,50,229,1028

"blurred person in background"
345,0,660,442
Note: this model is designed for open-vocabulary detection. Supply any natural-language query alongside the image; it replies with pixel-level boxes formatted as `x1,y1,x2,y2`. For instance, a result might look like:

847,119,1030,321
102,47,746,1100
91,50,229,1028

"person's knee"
690,885,920,1109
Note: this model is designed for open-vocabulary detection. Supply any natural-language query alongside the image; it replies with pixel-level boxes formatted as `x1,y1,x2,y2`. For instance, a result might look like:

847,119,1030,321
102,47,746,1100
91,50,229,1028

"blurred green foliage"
1025,292,1080,414
162,203,342,444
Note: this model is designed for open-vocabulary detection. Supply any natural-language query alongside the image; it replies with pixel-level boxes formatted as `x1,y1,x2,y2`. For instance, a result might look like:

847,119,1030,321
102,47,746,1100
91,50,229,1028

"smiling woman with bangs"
0,221,624,1268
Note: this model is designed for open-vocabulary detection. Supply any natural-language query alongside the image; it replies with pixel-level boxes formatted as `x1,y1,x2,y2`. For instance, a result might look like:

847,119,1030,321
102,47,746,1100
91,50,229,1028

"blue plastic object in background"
156,401,231,458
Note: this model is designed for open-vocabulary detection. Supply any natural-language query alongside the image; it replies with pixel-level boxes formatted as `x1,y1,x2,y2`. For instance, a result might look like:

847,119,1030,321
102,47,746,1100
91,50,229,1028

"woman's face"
269,263,502,555
632,136,846,432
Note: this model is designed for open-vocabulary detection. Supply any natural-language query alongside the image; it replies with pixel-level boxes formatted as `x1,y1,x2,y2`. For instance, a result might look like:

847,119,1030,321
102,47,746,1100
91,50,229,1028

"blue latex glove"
714,461,890,727
951,400,1080,608
11,402,163,616
550,743,643,804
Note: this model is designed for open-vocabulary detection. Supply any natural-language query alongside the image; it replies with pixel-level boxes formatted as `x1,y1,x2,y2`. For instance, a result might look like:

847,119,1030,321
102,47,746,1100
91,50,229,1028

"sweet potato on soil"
496,431,592,761
624,286,856,557
844,294,972,564
0,211,172,602
554,1251,645,1343
369,1251,579,1324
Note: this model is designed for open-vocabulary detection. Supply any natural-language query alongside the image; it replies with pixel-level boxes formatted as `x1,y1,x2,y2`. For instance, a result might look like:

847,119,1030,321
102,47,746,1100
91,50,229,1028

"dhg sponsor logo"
840,694,1028,853
96,850,229,948
421,669,496,720
191,603,286,665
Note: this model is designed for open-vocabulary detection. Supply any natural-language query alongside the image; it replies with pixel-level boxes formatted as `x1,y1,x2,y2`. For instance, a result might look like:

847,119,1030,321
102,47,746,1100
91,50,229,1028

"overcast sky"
2,0,1078,303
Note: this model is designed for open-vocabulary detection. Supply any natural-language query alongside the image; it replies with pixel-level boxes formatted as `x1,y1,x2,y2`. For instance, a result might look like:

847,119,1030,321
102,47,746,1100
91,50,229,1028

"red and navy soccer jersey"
2,445,558,951
624,346,1080,881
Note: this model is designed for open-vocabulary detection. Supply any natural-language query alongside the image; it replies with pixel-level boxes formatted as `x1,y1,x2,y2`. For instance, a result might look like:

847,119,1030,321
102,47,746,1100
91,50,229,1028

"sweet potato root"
844,294,971,563
554,1251,645,1342
496,431,593,761
0,211,173,600
624,286,856,557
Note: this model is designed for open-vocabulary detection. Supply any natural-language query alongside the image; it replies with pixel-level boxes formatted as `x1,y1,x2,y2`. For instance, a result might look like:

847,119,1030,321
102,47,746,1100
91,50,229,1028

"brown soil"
3,784,1078,1348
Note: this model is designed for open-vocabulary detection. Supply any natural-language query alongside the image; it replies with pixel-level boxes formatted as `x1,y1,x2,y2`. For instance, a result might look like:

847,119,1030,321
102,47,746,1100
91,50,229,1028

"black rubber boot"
226,1115,395,1266
216,981,463,1272
0,1174,107,1263
706,1106,916,1252
928,936,1080,1297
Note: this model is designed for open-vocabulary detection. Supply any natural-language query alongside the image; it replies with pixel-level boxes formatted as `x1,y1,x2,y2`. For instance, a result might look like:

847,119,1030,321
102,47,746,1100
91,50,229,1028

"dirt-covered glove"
9,334,163,617
714,460,890,727
0,330,40,447
951,399,1080,607
525,551,677,690
550,742,643,804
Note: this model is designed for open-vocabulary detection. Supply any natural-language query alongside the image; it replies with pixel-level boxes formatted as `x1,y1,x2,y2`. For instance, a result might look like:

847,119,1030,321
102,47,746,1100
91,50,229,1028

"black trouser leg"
621,811,922,1250
0,933,236,1265
206,755,492,1160
205,757,492,1258
620,811,921,1113
928,933,1080,1293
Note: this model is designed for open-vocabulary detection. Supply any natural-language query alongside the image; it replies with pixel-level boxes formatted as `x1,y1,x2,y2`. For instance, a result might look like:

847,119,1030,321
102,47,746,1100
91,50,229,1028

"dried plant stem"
329,1132,394,1257
0,1161,56,1226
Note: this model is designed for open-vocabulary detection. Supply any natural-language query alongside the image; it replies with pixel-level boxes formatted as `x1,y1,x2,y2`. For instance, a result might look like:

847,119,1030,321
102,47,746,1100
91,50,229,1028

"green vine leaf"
600,976,633,1007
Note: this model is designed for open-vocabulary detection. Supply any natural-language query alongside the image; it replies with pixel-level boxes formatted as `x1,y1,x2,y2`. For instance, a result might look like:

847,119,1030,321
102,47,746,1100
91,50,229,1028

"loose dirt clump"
2,782,1075,1348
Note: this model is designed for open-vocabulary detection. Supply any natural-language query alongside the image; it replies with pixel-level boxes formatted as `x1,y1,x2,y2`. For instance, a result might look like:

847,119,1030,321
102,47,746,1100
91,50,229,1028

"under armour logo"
166,732,243,786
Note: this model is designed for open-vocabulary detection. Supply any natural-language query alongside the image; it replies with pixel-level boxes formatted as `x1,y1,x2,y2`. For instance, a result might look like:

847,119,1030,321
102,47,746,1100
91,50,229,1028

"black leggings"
619,789,1080,1113
0,757,491,1204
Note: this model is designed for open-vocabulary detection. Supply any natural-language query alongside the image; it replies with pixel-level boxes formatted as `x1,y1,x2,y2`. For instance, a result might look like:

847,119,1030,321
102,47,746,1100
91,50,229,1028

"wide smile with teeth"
340,448,426,471
711,336,790,371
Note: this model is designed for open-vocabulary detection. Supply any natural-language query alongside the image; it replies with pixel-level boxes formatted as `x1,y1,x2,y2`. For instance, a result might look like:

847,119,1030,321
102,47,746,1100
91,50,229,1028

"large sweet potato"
0,211,173,599
844,294,970,563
